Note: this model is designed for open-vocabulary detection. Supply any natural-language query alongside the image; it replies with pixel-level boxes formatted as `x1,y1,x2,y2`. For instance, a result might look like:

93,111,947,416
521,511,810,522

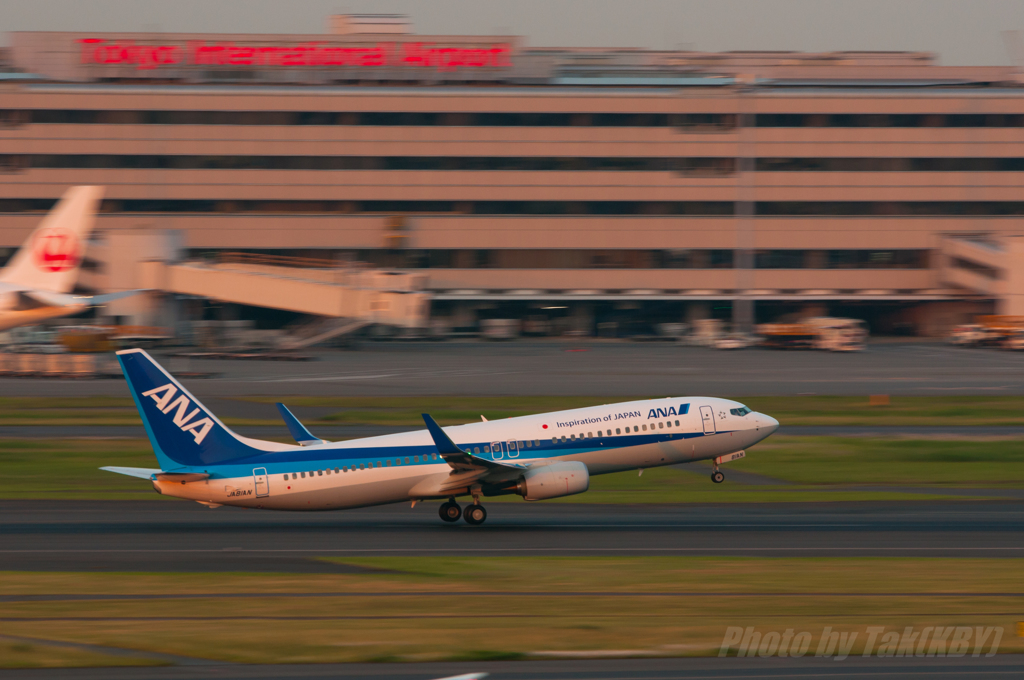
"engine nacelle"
517,461,589,501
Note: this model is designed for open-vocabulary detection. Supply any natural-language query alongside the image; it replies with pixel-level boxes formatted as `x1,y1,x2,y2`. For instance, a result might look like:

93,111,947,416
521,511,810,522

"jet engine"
516,461,589,501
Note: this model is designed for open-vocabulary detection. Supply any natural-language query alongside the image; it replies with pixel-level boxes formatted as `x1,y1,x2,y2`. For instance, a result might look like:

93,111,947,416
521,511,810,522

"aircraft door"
507,440,519,458
699,406,716,434
253,468,269,497
490,441,504,459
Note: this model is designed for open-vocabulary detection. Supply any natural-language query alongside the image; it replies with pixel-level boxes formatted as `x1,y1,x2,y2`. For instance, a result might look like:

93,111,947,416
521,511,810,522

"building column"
1001,236,1024,315
569,303,595,336
733,86,756,332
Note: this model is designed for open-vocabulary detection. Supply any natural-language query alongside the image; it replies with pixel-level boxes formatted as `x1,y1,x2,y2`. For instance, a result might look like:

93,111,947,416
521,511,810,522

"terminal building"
2,15,1024,337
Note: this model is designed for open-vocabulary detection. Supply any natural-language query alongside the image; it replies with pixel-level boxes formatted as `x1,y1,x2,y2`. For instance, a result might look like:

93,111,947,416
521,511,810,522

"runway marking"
255,373,399,383
588,673,1024,679
5,523,972,529
2,546,1023,553
251,369,522,383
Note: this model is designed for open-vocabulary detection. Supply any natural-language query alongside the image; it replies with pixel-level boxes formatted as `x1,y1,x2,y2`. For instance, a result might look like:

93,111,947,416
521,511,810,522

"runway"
2,500,1023,571
1,655,1021,680
2,341,1024,397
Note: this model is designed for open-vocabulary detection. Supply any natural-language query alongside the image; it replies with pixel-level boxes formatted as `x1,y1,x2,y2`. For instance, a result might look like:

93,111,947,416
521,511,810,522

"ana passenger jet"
104,349,780,524
0,185,137,331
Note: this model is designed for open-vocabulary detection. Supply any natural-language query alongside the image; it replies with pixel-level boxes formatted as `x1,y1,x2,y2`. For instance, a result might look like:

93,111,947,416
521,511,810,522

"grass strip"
1,557,1021,665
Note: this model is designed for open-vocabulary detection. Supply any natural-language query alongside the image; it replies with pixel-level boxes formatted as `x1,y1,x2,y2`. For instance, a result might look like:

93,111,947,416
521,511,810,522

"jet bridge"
139,254,430,339
939,234,1024,314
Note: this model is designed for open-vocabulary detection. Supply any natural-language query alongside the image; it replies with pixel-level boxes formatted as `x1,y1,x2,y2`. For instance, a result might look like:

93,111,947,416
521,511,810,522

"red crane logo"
33,228,81,273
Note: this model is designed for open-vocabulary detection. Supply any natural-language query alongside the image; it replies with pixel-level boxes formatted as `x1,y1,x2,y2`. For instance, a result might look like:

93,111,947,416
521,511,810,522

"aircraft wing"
23,289,146,308
422,414,527,472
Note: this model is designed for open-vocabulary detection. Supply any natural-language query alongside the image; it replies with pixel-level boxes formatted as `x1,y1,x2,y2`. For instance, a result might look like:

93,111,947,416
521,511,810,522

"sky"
3,0,1023,66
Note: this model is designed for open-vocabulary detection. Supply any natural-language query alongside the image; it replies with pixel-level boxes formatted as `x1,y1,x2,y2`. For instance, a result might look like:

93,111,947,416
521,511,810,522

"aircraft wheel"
711,470,725,484
439,501,462,523
464,504,487,525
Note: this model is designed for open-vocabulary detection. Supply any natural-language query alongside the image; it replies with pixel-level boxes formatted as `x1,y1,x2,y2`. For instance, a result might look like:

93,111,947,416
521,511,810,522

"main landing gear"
439,497,488,525
464,503,487,525
439,499,462,522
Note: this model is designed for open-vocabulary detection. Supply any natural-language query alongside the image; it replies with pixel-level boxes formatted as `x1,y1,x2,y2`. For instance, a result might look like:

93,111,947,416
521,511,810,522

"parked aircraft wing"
22,289,144,308
276,403,325,446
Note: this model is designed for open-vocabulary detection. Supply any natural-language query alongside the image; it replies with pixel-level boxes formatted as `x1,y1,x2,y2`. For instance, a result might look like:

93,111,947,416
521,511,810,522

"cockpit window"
730,407,752,417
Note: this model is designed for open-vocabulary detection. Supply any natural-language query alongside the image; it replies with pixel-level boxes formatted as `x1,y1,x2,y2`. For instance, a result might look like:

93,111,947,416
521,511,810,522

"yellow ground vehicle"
972,316,1024,349
57,326,117,353
757,317,867,352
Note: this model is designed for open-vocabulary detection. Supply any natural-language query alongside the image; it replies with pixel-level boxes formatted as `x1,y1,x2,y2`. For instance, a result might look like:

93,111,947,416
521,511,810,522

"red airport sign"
78,39,512,72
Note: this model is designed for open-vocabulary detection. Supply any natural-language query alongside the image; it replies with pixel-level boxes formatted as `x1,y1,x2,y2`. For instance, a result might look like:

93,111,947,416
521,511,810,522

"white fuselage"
154,396,779,511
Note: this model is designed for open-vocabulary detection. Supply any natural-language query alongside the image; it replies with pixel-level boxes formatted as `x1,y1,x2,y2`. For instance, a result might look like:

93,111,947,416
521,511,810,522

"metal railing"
216,251,368,270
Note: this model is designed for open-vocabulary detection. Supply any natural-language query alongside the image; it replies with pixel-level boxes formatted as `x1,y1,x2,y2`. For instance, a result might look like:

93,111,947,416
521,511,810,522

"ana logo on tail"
32,228,81,272
141,383,215,444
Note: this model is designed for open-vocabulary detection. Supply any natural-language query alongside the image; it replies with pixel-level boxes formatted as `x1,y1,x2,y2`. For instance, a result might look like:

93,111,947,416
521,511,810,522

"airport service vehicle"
103,349,780,524
0,185,138,332
714,333,758,350
758,317,867,352
948,324,991,347
965,315,1024,349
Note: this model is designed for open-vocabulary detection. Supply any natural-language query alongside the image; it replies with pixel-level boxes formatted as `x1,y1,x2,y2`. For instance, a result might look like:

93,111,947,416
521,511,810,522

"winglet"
421,413,465,454
276,403,324,446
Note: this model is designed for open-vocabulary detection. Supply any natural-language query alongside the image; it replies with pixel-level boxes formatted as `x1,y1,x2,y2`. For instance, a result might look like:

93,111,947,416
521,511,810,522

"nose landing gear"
711,468,725,484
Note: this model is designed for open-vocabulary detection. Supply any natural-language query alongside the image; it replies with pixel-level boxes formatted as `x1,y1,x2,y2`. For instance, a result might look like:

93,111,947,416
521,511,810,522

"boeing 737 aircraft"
0,185,138,332
104,349,780,524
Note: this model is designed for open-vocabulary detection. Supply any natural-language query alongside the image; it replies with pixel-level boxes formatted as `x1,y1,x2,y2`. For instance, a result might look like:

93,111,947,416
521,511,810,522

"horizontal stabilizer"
100,466,163,479
100,466,208,483
276,403,325,446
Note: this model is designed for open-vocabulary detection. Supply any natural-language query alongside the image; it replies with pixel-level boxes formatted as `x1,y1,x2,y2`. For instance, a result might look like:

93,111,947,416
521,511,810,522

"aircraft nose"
759,414,780,434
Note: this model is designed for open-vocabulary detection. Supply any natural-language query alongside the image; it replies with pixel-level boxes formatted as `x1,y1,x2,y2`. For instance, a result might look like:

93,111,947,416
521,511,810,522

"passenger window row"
282,453,441,481
551,420,683,444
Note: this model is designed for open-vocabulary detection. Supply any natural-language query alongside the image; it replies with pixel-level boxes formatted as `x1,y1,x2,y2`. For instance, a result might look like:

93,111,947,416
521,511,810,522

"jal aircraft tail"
0,185,104,294
117,348,294,471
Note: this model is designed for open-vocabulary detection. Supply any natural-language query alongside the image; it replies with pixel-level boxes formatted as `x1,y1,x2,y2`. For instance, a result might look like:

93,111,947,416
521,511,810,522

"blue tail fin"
117,348,279,469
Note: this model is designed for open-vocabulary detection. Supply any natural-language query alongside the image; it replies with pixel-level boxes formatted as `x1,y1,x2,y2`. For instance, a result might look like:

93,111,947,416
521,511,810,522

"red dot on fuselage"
542,424,548,429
